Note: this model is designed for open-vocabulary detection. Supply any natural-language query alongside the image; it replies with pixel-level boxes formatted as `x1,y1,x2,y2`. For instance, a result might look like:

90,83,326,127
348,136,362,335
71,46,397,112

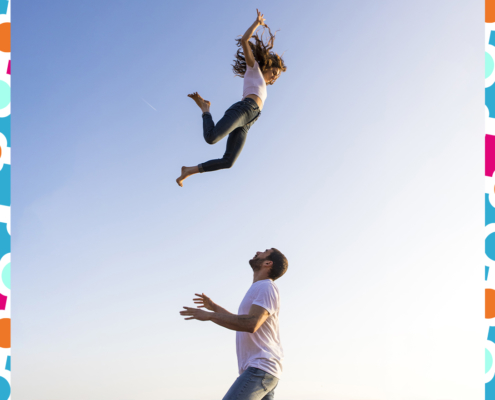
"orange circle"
486,289,495,319
0,318,10,348
0,23,10,53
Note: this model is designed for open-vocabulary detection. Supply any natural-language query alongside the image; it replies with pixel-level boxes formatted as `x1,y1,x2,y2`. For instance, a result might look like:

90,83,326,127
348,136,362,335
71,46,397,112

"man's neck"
252,271,272,283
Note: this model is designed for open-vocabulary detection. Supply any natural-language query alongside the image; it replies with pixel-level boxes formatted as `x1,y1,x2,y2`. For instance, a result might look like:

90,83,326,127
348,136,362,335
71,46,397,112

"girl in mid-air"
176,9,287,187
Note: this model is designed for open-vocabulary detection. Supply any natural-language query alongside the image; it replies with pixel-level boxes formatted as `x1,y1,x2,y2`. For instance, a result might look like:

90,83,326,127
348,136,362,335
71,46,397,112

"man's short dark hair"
267,248,288,280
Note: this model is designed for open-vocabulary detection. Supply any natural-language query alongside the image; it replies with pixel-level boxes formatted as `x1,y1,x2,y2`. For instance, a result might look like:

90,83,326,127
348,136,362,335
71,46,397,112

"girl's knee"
204,133,220,145
204,131,221,145
224,159,236,169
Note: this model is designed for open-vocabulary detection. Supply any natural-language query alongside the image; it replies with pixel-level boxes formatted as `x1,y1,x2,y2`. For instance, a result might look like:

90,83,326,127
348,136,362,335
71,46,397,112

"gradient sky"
12,1,481,399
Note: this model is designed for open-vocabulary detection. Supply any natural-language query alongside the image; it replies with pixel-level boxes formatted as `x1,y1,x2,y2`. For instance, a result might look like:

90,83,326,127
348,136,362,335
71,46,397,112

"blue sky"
12,1,481,399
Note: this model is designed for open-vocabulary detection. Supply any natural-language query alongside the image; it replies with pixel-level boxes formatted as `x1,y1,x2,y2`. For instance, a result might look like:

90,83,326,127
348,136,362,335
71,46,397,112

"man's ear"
264,260,273,268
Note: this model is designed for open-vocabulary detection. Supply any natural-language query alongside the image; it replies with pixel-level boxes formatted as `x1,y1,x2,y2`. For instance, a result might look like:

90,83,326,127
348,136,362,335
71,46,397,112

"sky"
12,1,482,399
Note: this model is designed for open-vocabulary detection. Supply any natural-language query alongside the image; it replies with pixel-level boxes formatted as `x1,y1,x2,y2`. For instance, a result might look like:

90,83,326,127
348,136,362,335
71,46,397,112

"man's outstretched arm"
180,304,269,333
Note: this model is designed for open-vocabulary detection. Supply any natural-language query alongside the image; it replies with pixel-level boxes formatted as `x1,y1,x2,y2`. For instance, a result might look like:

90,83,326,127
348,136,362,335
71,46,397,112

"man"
179,248,289,400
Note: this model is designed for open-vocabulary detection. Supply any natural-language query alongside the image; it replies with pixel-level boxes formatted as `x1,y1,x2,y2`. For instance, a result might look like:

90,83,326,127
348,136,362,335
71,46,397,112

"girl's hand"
256,9,266,26
193,293,215,311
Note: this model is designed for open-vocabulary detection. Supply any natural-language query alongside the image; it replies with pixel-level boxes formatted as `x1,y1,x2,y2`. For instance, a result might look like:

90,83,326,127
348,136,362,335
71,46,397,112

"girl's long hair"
232,24,287,77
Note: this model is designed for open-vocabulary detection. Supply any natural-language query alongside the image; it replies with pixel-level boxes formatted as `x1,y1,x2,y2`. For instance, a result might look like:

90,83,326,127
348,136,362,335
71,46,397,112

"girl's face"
263,68,281,85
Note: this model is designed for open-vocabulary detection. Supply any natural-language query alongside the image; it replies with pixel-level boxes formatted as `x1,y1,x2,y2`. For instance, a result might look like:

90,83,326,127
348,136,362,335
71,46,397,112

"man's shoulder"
257,279,280,295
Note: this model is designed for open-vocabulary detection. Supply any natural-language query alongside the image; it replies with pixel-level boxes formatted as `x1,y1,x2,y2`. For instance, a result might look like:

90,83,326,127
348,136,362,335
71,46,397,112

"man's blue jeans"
222,367,279,400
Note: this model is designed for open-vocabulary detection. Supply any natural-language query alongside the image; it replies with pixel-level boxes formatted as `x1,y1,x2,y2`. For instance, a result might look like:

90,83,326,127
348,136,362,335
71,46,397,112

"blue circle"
0,376,10,400
487,233,495,261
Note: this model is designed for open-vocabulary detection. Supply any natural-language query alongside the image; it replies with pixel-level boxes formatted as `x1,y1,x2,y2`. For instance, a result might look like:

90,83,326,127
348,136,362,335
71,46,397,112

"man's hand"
180,307,212,321
193,293,215,311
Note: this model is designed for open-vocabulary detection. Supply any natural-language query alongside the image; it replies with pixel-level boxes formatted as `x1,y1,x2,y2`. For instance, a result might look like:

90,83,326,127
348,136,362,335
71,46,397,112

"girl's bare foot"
187,92,211,113
176,166,200,187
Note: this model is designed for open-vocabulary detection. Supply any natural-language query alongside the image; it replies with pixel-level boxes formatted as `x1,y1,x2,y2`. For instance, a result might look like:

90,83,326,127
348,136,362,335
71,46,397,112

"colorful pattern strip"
487,1,495,398
0,0,8,396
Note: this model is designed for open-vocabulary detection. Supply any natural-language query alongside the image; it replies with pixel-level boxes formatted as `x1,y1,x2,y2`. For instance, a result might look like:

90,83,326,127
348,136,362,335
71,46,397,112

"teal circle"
2,263,9,290
487,348,493,373
487,52,494,79
0,376,10,400
0,81,9,110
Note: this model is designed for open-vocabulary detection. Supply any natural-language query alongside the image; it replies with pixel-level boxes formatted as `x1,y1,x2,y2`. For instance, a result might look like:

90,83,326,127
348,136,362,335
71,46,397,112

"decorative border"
487,1,495,398
0,4,489,399
0,0,9,397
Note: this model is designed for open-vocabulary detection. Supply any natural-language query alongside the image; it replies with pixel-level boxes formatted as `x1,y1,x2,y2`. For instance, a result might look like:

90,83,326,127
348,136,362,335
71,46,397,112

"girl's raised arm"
241,9,265,68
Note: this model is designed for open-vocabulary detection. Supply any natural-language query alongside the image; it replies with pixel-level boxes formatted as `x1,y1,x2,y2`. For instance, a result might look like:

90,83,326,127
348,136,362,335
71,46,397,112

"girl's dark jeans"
199,98,261,173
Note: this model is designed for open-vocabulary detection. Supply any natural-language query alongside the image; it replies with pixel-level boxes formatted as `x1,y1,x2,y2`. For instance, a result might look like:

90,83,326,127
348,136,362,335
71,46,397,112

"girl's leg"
176,166,199,187
176,124,251,186
188,92,258,145
199,126,248,172
176,93,258,187
203,102,256,145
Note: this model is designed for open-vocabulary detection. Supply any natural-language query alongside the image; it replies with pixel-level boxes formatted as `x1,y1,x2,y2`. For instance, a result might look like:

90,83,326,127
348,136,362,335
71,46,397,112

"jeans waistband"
243,97,260,109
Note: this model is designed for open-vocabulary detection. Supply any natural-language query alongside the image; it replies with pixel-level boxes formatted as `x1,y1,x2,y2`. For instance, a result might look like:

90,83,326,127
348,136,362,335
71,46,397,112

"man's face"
249,249,273,271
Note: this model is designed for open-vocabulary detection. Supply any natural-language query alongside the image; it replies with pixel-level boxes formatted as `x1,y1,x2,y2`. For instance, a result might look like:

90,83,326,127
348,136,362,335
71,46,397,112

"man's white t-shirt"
236,279,283,379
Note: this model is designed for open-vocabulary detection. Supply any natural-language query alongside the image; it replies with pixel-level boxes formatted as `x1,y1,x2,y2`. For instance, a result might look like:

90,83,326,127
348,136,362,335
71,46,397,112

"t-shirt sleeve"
246,60,260,72
252,283,278,315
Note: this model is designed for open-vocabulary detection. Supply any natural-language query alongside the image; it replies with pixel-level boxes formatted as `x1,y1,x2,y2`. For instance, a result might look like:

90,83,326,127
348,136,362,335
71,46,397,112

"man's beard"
249,257,263,271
